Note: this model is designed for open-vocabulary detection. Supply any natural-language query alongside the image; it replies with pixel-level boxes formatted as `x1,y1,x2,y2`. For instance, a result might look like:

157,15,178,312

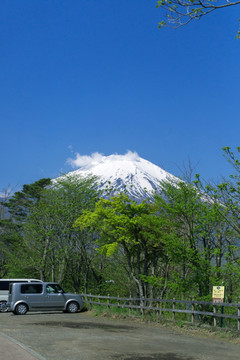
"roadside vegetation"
88,304,240,343
1,147,240,307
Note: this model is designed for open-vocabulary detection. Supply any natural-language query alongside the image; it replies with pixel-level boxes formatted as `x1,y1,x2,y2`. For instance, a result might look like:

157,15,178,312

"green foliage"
3,146,240,303
6,178,51,222
153,179,230,298
0,219,22,277
75,193,171,298
2,175,103,289
21,175,101,286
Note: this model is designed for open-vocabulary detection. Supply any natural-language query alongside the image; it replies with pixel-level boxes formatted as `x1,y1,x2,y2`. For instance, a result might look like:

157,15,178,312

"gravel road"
0,311,239,360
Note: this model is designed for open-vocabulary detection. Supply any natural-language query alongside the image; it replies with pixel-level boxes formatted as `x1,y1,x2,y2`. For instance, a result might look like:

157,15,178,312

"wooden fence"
82,294,240,330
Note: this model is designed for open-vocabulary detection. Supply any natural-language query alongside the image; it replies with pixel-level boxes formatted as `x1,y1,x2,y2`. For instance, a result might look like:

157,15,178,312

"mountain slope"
63,151,179,199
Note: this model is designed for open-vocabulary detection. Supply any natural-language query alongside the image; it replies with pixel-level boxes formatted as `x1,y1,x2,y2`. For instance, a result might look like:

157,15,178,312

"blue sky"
0,0,239,192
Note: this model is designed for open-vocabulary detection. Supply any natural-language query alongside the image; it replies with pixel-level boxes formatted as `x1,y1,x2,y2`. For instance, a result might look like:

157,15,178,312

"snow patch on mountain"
64,151,179,199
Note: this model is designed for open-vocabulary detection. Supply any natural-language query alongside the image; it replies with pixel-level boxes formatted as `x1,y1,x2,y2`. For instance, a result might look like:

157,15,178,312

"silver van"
0,278,42,312
8,282,84,315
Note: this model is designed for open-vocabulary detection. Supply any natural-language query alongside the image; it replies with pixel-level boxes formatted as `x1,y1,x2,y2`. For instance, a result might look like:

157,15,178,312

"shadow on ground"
113,354,195,360
31,321,134,332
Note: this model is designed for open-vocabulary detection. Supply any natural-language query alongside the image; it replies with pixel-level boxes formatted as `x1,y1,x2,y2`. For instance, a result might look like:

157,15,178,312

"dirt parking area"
0,311,240,360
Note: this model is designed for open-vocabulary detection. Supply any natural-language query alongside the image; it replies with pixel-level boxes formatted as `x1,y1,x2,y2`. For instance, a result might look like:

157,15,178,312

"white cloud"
67,150,140,169
67,152,105,169
109,151,139,162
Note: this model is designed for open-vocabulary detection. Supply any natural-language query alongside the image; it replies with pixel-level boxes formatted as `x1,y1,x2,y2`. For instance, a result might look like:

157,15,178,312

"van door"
45,284,66,310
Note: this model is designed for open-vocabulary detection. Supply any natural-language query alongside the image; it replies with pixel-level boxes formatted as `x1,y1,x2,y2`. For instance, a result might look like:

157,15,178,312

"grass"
87,304,240,343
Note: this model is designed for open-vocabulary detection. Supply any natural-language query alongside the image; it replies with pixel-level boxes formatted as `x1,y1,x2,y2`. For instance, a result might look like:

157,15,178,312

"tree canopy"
2,148,240,302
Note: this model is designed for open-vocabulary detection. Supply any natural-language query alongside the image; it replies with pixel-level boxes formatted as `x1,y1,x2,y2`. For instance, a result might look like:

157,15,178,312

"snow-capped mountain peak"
64,151,178,199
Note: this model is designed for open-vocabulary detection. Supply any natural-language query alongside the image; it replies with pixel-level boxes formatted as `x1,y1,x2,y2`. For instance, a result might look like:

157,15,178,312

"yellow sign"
212,286,225,300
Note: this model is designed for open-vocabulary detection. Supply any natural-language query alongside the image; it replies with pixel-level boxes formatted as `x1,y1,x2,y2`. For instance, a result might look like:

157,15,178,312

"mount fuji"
63,151,179,199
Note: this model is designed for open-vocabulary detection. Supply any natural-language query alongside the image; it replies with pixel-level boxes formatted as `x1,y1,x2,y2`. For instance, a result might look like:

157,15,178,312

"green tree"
74,193,174,301
6,178,51,223
21,175,101,291
0,186,22,277
195,146,240,300
214,147,240,235
0,179,52,278
154,179,227,298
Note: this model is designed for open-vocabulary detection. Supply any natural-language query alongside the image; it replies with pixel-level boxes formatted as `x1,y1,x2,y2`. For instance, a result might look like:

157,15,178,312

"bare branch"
156,0,240,28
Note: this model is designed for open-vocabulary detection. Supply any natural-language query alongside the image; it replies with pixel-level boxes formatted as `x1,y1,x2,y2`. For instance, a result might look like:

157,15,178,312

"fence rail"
81,294,240,330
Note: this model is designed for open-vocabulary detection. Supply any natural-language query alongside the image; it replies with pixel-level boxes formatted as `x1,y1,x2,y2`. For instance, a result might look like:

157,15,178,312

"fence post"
107,294,110,309
172,298,176,321
141,298,145,316
128,295,132,315
220,305,224,328
213,304,217,327
157,300,160,322
117,295,120,308
191,299,195,324
238,304,240,331
98,294,100,305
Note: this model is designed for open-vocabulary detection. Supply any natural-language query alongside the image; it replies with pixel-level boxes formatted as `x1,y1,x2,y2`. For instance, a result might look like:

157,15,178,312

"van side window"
46,284,64,294
21,284,43,294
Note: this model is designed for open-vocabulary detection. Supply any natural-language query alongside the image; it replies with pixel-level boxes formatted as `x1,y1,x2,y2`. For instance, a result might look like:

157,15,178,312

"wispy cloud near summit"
67,152,104,169
67,151,139,169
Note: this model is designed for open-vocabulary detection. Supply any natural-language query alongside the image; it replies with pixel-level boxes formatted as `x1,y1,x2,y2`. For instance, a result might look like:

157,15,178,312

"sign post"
212,286,225,303
212,286,225,328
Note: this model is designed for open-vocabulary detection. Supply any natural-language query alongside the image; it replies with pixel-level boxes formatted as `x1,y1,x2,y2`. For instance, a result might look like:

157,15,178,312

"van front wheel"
15,303,28,315
66,301,79,313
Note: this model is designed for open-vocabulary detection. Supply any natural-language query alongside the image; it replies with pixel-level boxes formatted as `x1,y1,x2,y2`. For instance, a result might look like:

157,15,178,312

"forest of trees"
1,147,240,302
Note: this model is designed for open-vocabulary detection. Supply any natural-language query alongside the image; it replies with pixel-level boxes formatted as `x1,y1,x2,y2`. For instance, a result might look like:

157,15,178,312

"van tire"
14,303,28,315
0,301,8,312
66,301,79,313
